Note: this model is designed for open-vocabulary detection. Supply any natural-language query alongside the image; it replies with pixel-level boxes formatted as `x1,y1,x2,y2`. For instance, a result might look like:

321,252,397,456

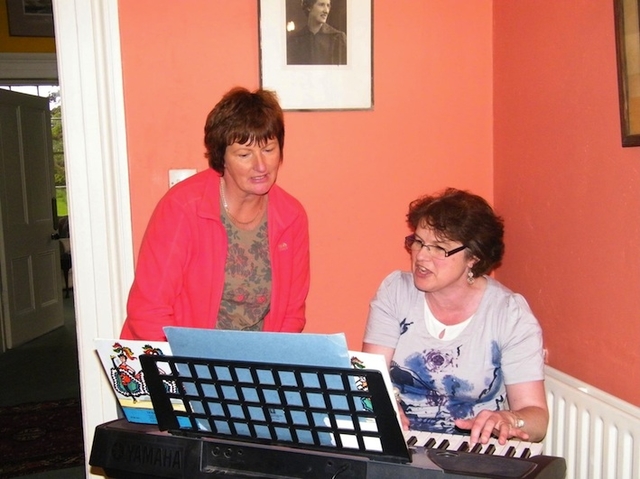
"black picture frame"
614,0,640,146
6,0,54,38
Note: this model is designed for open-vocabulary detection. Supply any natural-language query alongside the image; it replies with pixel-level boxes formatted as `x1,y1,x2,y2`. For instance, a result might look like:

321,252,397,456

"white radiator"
543,366,640,479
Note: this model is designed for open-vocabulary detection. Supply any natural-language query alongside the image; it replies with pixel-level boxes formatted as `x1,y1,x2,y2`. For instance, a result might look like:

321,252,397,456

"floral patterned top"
363,272,544,433
217,210,271,331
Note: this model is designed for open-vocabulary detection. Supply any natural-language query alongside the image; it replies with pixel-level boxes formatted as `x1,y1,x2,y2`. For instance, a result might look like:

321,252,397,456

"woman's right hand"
397,405,410,430
393,389,410,430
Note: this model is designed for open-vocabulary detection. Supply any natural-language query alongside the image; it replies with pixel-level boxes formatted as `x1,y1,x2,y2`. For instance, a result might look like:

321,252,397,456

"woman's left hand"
454,409,530,446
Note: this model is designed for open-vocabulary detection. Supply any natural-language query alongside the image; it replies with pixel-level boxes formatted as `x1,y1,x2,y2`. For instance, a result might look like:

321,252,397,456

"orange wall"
494,0,640,406
118,0,494,353
0,1,55,53
118,0,640,407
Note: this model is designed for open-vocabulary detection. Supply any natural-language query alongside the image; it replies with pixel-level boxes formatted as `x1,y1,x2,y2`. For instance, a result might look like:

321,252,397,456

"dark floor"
0,294,86,478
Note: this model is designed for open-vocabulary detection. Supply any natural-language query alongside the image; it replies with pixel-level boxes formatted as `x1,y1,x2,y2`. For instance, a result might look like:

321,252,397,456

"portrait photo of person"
286,0,347,65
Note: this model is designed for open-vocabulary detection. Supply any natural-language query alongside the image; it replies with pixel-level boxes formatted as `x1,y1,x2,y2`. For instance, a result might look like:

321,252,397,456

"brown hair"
204,87,285,174
407,187,505,277
301,0,320,15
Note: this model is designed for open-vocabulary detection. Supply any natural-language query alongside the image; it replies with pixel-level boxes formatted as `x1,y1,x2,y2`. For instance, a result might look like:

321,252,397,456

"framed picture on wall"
259,0,373,111
6,0,54,37
614,0,640,146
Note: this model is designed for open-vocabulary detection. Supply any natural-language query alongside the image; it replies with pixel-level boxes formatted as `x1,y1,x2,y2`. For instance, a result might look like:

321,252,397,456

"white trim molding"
0,53,58,82
52,1,133,475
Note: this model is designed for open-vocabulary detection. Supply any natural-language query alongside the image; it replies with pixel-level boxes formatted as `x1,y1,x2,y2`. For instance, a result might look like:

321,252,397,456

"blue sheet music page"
164,327,350,367
162,328,390,447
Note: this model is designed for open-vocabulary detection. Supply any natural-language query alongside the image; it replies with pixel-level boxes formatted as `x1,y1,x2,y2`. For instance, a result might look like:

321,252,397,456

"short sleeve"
363,271,417,349
499,293,545,385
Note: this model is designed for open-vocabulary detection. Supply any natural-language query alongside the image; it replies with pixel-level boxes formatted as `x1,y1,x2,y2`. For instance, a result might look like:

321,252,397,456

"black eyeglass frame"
404,234,467,258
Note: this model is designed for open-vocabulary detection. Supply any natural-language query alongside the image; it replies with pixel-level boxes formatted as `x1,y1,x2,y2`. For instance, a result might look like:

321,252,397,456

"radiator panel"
544,366,640,479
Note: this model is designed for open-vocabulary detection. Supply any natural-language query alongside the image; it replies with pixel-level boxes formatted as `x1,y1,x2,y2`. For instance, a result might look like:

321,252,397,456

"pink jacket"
120,169,310,340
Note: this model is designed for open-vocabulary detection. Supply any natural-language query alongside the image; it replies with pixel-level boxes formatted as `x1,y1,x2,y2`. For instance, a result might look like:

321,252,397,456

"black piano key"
483,444,496,455
470,443,484,454
457,441,469,452
406,435,418,447
424,438,437,448
504,446,517,457
437,439,450,450
520,448,532,459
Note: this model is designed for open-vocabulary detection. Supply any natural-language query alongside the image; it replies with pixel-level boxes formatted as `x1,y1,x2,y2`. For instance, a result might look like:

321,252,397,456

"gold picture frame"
614,0,640,146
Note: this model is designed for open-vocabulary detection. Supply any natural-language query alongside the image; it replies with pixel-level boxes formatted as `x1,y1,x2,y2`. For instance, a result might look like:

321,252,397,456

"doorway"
0,84,73,342
0,84,80,406
4,4,138,476
0,87,68,349
1,85,72,298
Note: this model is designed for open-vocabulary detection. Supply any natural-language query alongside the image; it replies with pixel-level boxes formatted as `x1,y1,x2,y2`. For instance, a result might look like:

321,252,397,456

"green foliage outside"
51,104,65,188
49,89,67,217
56,187,68,216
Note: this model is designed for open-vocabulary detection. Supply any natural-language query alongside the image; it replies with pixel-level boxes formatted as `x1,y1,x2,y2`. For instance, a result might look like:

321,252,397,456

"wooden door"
0,89,64,350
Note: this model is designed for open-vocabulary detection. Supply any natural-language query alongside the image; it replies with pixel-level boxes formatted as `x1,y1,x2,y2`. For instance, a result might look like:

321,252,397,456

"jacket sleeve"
278,205,310,332
120,194,194,340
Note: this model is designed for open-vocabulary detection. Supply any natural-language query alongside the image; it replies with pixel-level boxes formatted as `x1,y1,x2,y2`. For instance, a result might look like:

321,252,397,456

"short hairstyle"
407,187,505,277
204,87,285,174
301,0,320,16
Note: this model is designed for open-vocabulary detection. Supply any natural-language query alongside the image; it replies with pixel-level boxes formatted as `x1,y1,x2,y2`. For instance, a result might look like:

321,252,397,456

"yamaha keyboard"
90,354,566,478
90,419,566,478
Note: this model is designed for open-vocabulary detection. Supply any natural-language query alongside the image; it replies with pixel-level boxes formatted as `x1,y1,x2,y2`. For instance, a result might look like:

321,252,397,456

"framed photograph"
614,0,640,146
259,0,373,111
6,0,54,37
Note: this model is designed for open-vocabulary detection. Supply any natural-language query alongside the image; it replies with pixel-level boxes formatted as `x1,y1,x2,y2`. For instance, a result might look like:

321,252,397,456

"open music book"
95,330,399,434
94,338,174,424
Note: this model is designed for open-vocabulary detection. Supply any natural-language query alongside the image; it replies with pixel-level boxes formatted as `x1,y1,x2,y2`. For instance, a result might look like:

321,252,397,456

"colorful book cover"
94,338,176,424
349,350,399,417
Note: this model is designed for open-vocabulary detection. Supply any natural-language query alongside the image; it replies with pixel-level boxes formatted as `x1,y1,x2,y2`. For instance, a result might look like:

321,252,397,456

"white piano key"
488,437,534,458
422,433,443,449
483,437,515,455
403,430,440,448
503,444,519,457
528,441,544,456
488,440,510,456
469,441,485,454
481,439,498,455
435,436,453,450
444,434,467,452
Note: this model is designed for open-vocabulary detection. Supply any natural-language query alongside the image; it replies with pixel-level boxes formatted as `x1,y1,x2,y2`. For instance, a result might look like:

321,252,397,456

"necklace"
220,178,265,226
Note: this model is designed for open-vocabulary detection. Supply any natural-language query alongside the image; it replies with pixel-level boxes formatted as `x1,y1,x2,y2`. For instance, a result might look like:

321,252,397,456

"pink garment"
120,169,310,340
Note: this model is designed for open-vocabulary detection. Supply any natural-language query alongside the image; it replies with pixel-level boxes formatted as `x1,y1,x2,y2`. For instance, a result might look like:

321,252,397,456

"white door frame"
52,1,133,473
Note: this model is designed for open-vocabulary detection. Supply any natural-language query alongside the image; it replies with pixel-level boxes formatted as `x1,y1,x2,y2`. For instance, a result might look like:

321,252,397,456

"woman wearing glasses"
362,188,548,448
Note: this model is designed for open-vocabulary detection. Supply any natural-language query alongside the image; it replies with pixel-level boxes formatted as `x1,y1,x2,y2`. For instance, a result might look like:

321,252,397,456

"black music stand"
139,354,411,465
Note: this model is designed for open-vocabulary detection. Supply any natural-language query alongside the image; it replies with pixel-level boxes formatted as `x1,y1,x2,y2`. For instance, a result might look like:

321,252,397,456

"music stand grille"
140,354,410,463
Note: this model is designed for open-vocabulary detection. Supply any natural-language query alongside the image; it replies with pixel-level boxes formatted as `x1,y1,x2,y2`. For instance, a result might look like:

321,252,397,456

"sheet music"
165,327,351,367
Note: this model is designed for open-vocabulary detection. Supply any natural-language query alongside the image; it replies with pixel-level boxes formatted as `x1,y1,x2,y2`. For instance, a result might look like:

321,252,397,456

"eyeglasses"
404,234,467,259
